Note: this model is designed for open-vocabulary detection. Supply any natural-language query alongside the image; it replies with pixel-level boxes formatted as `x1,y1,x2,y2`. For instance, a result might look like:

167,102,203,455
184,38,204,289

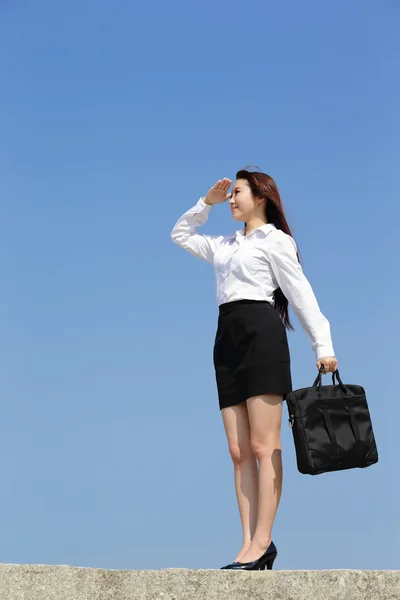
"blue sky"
1,0,399,571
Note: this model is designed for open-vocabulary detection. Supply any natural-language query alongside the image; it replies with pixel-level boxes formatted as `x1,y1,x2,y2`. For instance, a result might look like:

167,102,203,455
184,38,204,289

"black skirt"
213,299,293,410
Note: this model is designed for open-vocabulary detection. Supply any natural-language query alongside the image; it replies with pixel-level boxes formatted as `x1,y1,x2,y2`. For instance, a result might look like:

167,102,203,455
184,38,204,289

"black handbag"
286,366,378,475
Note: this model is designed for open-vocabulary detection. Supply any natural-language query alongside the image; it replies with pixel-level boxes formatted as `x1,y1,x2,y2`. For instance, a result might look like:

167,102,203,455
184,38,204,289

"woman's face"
229,179,259,222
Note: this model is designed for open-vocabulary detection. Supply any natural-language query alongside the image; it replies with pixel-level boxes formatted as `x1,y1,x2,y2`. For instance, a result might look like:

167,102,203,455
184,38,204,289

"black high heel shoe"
226,541,278,571
220,561,240,569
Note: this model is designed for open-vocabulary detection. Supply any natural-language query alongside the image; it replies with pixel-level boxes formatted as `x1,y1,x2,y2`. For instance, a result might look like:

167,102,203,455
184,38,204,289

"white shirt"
171,197,335,360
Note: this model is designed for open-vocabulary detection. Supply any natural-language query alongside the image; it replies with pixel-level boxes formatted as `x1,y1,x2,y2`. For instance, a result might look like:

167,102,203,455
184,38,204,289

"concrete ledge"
0,564,399,600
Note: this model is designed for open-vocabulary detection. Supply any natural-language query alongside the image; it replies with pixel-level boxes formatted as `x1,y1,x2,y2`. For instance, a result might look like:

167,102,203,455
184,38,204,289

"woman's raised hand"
204,178,232,205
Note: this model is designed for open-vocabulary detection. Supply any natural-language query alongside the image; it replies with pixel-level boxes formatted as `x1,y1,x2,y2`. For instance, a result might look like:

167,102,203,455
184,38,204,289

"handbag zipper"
288,414,295,428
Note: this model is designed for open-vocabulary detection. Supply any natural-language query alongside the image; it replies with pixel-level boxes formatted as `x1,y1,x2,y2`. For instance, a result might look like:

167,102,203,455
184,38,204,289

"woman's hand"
316,356,338,374
204,178,232,205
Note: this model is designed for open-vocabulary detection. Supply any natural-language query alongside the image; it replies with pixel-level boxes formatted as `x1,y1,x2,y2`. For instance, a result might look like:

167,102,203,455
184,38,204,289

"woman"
170,168,338,571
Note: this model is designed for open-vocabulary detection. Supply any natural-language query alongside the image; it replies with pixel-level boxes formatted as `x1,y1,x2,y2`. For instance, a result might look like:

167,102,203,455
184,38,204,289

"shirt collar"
235,222,276,241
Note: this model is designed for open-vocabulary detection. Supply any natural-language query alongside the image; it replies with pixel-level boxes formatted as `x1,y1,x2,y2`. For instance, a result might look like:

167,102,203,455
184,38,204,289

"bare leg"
221,402,259,562
238,393,283,564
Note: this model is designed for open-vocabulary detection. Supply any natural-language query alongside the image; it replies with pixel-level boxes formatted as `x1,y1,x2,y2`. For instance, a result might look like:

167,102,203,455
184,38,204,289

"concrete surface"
0,564,399,600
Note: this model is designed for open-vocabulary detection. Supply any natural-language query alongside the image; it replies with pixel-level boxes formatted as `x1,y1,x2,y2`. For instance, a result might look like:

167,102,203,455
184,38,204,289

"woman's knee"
221,403,252,464
250,437,282,459
228,441,253,464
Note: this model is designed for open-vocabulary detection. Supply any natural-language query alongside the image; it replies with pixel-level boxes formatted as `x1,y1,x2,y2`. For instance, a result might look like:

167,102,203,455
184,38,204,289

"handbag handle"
313,365,347,394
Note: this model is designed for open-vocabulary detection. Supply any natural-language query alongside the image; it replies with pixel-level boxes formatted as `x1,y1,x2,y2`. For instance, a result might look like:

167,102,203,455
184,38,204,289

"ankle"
252,535,272,548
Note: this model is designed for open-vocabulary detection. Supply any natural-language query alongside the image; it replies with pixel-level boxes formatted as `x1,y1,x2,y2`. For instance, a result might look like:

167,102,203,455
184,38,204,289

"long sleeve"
171,197,225,264
265,230,335,361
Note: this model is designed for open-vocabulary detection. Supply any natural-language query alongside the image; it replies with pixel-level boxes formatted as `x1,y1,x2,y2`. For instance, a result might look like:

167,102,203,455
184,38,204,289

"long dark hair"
236,166,303,331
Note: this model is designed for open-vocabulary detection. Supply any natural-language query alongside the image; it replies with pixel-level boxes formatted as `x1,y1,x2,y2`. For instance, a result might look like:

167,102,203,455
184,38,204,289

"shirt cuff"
315,345,335,361
197,196,213,210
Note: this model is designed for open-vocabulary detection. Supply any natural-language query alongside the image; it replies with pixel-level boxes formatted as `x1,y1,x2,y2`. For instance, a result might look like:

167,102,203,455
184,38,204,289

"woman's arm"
171,197,225,264
265,229,335,361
